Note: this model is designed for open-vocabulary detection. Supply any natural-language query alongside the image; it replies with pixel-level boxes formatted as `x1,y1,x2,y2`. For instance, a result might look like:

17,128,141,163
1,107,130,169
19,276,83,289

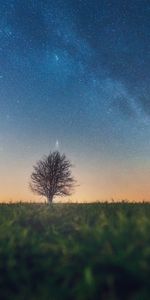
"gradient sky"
0,0,150,202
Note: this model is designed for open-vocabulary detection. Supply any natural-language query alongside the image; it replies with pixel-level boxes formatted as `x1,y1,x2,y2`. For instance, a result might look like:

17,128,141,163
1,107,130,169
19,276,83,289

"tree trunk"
47,195,53,204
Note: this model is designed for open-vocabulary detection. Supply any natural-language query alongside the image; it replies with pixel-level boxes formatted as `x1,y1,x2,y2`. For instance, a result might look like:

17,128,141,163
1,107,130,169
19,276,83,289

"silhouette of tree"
30,151,75,203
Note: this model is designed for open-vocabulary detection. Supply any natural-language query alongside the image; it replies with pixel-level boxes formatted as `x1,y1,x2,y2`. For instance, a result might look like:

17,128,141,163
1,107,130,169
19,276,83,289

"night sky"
0,0,150,202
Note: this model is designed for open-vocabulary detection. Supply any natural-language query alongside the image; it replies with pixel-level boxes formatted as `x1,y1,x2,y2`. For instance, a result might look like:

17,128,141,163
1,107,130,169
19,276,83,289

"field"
0,203,149,300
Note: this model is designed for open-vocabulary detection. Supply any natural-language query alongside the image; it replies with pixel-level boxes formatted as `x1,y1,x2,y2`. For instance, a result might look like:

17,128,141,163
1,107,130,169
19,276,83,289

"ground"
0,202,149,300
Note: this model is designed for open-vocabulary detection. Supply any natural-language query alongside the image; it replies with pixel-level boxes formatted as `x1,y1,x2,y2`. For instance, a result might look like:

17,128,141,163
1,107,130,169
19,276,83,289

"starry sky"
0,0,150,202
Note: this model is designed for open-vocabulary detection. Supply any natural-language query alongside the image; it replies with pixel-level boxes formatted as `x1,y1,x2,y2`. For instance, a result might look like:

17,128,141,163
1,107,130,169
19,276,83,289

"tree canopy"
30,151,75,203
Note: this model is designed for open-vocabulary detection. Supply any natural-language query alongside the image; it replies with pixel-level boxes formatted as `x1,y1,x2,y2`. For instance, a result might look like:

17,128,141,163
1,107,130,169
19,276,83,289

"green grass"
0,203,149,300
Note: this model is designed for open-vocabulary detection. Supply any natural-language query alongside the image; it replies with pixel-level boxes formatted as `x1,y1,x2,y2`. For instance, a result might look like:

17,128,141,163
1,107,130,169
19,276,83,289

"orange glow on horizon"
1,159,150,203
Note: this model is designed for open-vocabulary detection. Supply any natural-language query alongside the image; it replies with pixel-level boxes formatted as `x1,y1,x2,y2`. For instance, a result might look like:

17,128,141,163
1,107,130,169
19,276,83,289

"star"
54,54,59,62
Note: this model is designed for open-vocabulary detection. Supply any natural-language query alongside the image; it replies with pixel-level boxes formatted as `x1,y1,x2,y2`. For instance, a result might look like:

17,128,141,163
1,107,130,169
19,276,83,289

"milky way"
0,1,150,202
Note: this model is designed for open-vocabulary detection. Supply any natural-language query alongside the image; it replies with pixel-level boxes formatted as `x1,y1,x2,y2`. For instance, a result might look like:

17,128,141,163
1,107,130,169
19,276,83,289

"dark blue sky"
0,0,150,202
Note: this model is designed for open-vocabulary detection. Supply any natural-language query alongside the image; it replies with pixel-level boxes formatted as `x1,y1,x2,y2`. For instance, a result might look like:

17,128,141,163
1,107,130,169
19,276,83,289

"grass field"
0,202,149,300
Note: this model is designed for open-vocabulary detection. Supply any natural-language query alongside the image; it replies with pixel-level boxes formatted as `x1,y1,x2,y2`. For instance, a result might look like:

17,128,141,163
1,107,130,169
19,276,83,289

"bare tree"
30,151,76,203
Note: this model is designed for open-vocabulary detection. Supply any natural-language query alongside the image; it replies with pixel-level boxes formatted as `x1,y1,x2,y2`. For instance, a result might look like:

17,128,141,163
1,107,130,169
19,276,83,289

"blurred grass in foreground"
0,202,149,300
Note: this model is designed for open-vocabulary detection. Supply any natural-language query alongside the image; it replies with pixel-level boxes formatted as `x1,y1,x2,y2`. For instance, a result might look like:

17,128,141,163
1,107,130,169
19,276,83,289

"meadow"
0,202,149,300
